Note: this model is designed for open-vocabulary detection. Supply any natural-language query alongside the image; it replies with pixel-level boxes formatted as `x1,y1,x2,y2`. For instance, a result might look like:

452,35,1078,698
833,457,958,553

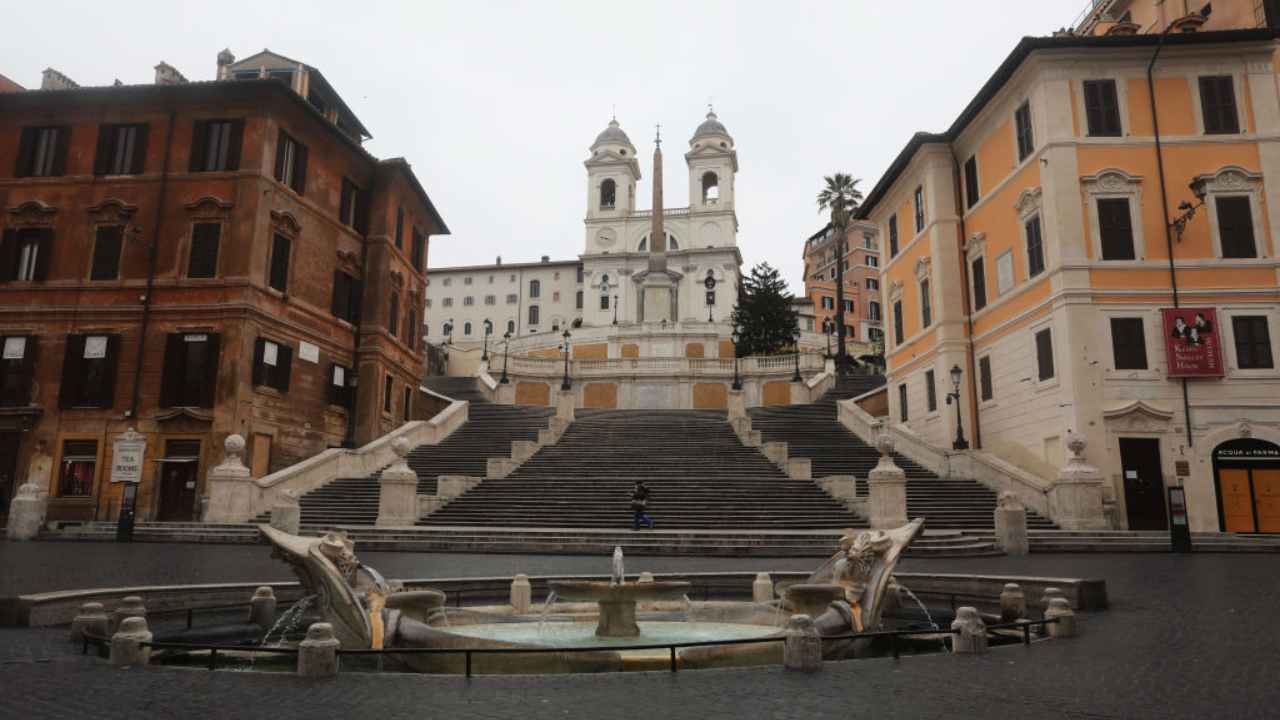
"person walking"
631,480,654,530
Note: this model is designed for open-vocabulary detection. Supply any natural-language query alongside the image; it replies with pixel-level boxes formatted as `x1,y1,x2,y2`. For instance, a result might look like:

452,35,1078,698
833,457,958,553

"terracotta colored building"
0,50,448,523
802,220,883,349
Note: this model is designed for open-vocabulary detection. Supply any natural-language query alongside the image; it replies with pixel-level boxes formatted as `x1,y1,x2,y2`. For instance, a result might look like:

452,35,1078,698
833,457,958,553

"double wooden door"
1219,466,1280,533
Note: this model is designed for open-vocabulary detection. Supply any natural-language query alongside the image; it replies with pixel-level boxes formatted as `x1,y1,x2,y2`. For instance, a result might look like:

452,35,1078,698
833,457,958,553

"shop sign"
1161,307,1224,377
111,429,147,484
1214,438,1280,462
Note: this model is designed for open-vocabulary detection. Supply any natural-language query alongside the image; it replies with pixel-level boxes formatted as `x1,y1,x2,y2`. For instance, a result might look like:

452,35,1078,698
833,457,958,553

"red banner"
1162,307,1224,377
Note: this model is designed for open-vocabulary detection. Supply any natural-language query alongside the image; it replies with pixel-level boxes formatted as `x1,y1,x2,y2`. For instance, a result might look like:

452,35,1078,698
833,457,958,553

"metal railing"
504,353,824,378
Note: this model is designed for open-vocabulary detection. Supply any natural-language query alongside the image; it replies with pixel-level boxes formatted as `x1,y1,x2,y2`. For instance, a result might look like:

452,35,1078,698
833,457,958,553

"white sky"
5,0,1083,291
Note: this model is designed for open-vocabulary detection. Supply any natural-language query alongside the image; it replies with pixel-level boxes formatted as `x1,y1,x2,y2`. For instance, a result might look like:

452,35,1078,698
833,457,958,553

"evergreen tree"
731,262,799,356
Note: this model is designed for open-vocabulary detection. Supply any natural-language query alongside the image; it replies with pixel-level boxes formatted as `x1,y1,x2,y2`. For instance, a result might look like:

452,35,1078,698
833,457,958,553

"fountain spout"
611,546,625,587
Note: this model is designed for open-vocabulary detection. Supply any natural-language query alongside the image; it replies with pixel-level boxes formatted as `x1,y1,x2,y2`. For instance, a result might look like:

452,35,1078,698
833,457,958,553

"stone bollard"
867,434,908,529
109,596,147,635
109,616,152,668
783,614,822,672
70,602,110,643
376,438,420,527
752,573,774,604
637,572,655,583
249,586,278,630
999,583,1026,622
787,458,812,480
204,434,253,522
510,574,532,614
297,622,341,678
950,606,988,654
1044,598,1077,638
5,482,46,541
270,489,301,535
1041,587,1067,615
994,492,1029,555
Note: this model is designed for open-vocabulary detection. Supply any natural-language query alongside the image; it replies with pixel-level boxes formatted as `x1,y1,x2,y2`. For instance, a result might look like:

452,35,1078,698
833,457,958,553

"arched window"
702,171,720,203
483,319,493,336
638,234,678,252
668,233,679,250
638,237,647,252
600,179,616,209
529,279,541,298
506,319,515,334
463,321,472,336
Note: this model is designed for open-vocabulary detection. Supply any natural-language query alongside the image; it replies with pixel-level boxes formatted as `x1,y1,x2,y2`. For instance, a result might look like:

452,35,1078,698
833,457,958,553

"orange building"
1074,0,1280,36
802,220,882,350
858,27,1280,534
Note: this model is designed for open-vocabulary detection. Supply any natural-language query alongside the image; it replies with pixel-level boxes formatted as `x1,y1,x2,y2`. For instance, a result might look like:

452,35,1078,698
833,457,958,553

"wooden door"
251,434,272,478
0,433,18,515
1119,438,1168,530
1218,468,1256,533
1254,468,1280,533
156,462,198,521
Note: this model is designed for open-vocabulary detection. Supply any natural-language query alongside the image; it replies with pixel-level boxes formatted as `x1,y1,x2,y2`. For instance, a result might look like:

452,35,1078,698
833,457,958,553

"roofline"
428,259,582,274
855,28,1280,219
379,158,451,236
229,49,372,138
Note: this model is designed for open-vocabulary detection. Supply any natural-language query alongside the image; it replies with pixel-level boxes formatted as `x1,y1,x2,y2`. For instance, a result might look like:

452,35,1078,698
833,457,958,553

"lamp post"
481,319,493,362
822,319,833,359
560,329,572,391
945,364,970,450
705,273,717,323
499,330,511,384
442,320,453,375
730,325,742,391
1170,178,1209,242
612,295,619,325
792,327,802,382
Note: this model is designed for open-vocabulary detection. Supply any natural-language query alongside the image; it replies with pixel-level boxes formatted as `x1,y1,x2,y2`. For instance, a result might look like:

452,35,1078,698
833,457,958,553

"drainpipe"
127,109,175,419
1147,32,1195,449
951,153,982,450
341,222,369,450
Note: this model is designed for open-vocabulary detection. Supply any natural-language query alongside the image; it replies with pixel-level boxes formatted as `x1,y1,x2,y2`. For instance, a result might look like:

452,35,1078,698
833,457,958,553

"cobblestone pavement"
2,543,1278,719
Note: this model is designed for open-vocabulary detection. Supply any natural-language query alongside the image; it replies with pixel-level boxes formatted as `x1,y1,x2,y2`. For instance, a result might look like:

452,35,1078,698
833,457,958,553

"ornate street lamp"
499,330,511,384
481,319,493,362
560,328,572,391
792,326,803,382
1171,178,1209,242
705,272,717,323
730,325,742,391
946,364,970,450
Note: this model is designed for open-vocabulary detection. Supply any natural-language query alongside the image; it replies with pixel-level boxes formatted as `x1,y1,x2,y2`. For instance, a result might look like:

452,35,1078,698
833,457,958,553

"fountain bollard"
783,614,822,672
510,574,532,614
1044,598,1077,638
752,573,774,604
1041,587,1067,615
297,623,341,678
270,490,301,535
999,583,1026,622
249,586,278,630
950,606,988,654
109,596,147,635
109,616,152,668
70,602,110,643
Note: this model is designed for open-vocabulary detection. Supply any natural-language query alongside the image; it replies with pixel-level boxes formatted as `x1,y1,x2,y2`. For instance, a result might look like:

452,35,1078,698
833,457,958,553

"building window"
273,130,308,194
913,186,925,233
979,356,993,401
963,155,979,209
577,266,584,283
553,291,561,302
1110,317,1148,370
576,290,584,310
1216,196,1257,258
1035,328,1055,381
1083,79,1122,137
15,126,69,177
868,301,881,321
464,276,473,286
1199,75,1240,135
339,179,360,227
898,383,909,422
443,277,452,287
0,335,38,407
485,295,496,306
94,123,148,176
411,229,426,272
442,298,453,308
821,296,834,310
528,305,540,325
888,215,899,257
600,178,616,209
920,279,932,328
59,334,120,408
1025,215,1045,278
971,257,987,311
893,300,904,345
1015,100,1034,161
383,374,394,414
489,275,495,284
57,440,97,497
925,369,937,412
843,299,854,312
395,208,404,249
507,320,515,334
463,296,474,307
160,332,221,408
268,234,290,293
463,321,472,336
403,386,412,422
600,294,610,310
1232,316,1274,369
252,338,292,392
866,256,878,268
1,228,50,283
1098,198,1136,260
867,278,879,291
406,309,417,349
425,298,432,308
328,364,353,409
506,294,517,304
996,250,1014,295
388,292,399,337
529,279,541,298
188,223,221,278
89,225,124,281
190,119,243,172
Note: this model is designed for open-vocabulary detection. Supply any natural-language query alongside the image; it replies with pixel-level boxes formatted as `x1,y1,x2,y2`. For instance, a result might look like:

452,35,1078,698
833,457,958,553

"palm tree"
816,174,863,369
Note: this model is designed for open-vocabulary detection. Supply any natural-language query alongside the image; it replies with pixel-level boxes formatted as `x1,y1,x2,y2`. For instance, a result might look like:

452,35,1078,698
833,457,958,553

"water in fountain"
611,546,625,586
536,591,559,640
260,594,316,647
895,583,939,631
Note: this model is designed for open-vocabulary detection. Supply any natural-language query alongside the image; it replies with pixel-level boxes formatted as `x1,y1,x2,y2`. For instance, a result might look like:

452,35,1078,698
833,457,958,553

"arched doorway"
1212,438,1280,533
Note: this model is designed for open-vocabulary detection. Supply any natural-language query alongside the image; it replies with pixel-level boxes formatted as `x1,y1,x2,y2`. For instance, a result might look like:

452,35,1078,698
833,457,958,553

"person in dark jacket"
631,481,654,530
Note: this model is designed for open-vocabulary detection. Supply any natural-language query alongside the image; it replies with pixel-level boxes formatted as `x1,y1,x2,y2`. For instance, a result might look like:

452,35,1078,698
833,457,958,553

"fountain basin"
548,580,692,637
784,583,846,619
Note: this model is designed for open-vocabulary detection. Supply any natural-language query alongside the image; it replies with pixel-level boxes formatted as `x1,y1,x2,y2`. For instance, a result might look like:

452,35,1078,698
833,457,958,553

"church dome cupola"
690,109,733,149
591,118,636,156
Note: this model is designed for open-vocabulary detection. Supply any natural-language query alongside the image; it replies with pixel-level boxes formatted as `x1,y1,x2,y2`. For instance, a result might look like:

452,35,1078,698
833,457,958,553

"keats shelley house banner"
1162,307,1224,377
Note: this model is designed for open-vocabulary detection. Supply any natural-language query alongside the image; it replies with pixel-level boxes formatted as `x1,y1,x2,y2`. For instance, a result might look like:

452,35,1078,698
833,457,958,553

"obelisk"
642,126,675,323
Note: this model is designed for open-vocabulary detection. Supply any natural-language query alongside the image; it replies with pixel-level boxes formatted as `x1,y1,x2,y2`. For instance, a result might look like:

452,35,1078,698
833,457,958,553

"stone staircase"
420,409,869,530
747,375,1057,530
252,378,554,527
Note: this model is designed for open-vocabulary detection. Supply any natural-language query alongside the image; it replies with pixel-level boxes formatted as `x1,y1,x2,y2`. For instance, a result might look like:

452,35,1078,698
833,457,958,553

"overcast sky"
7,0,1083,292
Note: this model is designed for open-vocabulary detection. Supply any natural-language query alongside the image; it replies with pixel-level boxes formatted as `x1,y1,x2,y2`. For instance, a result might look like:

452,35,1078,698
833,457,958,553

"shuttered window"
388,292,399,337
979,356,993,401
383,374,394,414
1083,80,1122,137
188,223,221,278
898,383,909,422
340,179,358,227
920,279,932,328
1216,196,1257,258
189,119,243,172
395,208,405,249
15,126,69,177
1098,198,1136,260
925,370,937,412
1199,75,1240,135
0,335,38,407
1,228,52,282
411,228,425,272
971,257,987,312
893,300,904,344
1232,316,1274,369
273,130,308,194
963,156,979,209
90,225,123,281
251,338,292,392
160,333,221,408
331,270,361,323
328,363,353,409
1025,216,1045,278
94,124,148,176
1035,328,1055,381
1110,317,1148,370
268,234,290,293
529,305,540,326
888,216,899,257
59,334,121,408
1015,101,1034,161
407,309,417,349
913,186,925,233
403,386,412,422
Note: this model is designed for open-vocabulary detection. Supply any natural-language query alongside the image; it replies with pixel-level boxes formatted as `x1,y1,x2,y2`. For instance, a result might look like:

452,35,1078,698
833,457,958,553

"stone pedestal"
270,491,301,535
642,279,673,325
437,475,478,500
730,417,751,442
495,382,516,405
249,586,277,630
70,602,110,642
950,606,988,654
486,457,517,479
818,475,857,501
867,434,908,530
110,596,147,635
510,574,532,614
418,495,446,516
752,573,774,604
377,438,420,527
1040,587,1067,613
555,390,575,422
1044,598,1077,638
745,430,762,447
763,441,788,467
787,458,812,480
297,623,340,678
999,583,1026,622
994,492,1029,556
511,440,539,463
783,615,822,672
109,617,152,668
727,389,746,421
1048,432,1109,530
203,435,254,523
5,482,46,540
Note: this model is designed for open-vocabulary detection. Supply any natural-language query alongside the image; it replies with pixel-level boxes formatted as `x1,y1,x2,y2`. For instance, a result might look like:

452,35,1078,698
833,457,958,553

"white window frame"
965,232,988,313
1195,166,1267,260
1074,76,1129,139
1014,186,1047,281
1030,318,1059,391
1222,307,1279,379
1099,308,1160,381
977,352,997,408
1081,169,1145,262
1188,72,1249,136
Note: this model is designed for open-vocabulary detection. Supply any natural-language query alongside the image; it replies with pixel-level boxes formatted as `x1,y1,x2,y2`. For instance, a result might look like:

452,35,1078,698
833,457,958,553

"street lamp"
792,326,803,382
612,294,619,325
730,325,742,390
481,319,493,362
945,364,970,450
1171,178,1209,242
822,319,833,359
704,272,717,323
442,319,454,374
560,328,572,391
499,330,511,384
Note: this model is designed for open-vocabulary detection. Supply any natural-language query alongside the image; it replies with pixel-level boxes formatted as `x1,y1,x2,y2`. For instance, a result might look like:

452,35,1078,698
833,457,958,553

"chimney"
496,255,503,266
154,62,188,86
216,49,236,80
40,68,79,91
541,256,550,263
